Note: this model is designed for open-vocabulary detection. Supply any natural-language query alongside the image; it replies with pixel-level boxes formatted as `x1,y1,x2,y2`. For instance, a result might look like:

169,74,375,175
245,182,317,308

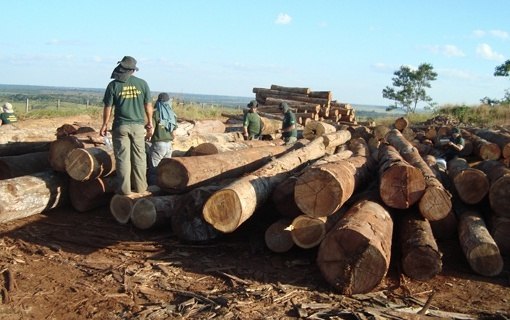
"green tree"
494,60,510,77
383,63,438,114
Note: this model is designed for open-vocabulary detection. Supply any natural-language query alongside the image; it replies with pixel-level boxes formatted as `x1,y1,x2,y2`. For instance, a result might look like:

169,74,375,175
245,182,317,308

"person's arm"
144,102,154,140
447,141,464,152
100,105,113,136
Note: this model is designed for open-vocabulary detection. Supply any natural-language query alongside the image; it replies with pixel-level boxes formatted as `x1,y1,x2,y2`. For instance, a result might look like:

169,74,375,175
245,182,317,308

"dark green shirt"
282,111,297,138
243,111,261,138
103,76,151,129
151,105,174,143
0,112,17,124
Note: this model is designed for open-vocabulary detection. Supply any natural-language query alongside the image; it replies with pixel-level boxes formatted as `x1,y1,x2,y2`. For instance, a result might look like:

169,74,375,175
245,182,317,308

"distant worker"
242,100,262,140
278,102,297,145
100,56,153,195
0,102,18,125
146,92,177,185
437,127,465,168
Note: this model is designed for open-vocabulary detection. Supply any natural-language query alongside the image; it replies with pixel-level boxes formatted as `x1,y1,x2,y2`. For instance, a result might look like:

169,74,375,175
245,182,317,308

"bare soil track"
0,116,508,320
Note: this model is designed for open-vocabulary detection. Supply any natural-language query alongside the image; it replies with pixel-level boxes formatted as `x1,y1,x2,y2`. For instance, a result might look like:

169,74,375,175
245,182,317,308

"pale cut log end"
467,244,504,277
453,169,490,204
379,165,426,209
131,198,157,230
419,186,452,221
295,168,344,218
264,218,294,253
109,194,133,224
402,247,442,281
157,159,190,190
203,188,242,233
291,215,326,249
65,148,94,181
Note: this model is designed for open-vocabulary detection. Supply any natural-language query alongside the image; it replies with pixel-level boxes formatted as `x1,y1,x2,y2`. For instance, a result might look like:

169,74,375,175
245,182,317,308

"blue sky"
1,1,509,107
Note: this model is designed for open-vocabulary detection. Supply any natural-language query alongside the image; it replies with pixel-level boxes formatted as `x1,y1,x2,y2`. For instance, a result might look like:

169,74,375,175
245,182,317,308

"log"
0,141,51,157
203,138,327,233
69,176,117,212
322,130,351,149
467,132,501,160
308,90,332,100
269,84,311,95
109,186,161,224
254,88,328,104
186,140,282,156
55,123,95,138
264,218,294,253
49,133,100,172
271,175,305,219
429,210,458,241
295,138,373,217
458,211,503,276
378,143,426,209
394,117,409,131
0,151,50,179
385,129,452,220
189,120,226,134
303,120,337,140
488,215,510,256
316,200,393,295
398,211,442,281
0,171,68,223
474,160,510,217
158,145,287,192
172,132,245,156
65,146,115,181
471,129,510,159
260,116,282,135
447,158,489,204
373,125,390,141
289,215,327,249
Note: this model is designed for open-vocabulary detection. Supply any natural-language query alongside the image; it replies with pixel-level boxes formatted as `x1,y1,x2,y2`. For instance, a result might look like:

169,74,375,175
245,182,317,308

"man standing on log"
100,56,153,195
279,102,297,145
242,100,262,140
146,92,177,185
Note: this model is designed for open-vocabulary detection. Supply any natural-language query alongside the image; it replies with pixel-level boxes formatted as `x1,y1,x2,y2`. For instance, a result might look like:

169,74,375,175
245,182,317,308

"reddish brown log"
474,160,510,217
65,146,115,181
49,133,100,172
447,158,489,204
317,200,393,294
269,84,311,94
488,215,510,256
394,117,409,131
271,175,305,219
472,129,510,159
187,140,282,156
378,144,426,209
0,151,50,179
458,211,503,276
189,120,226,134
0,171,68,223
260,117,282,135
203,138,327,233
264,218,294,253
467,132,502,160
399,211,442,281
303,120,337,140
69,176,117,212
158,145,287,192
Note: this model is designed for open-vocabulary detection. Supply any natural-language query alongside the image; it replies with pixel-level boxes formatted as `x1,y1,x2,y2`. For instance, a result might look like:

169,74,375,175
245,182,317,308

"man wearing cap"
100,56,153,195
0,102,18,125
242,100,262,140
278,102,297,145
441,127,465,162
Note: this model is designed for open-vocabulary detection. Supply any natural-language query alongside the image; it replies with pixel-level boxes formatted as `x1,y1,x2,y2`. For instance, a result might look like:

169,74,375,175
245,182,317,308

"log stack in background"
252,84,357,126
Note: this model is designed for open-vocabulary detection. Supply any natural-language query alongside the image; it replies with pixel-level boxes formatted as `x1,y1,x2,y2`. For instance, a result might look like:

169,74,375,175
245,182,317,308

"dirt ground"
0,116,509,320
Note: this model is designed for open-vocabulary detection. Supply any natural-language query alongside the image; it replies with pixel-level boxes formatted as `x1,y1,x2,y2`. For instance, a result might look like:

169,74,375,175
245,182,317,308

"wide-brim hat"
118,56,139,71
247,100,258,108
2,102,13,113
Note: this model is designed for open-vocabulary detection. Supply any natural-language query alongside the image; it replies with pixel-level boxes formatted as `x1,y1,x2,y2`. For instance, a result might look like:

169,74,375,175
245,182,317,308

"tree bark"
264,218,294,253
203,138,327,233
186,140,283,156
471,129,510,159
487,215,510,256
447,158,489,204
0,171,68,223
458,211,503,277
378,143,426,209
0,151,50,180
385,129,452,220
398,211,442,281
69,175,117,212
316,200,393,295
65,146,115,181
158,145,287,192
269,84,311,95
474,160,510,217
49,133,101,172
466,132,502,160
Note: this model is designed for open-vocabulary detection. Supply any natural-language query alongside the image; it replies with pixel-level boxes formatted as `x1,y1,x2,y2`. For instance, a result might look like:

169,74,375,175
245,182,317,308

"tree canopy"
383,63,438,114
494,60,510,77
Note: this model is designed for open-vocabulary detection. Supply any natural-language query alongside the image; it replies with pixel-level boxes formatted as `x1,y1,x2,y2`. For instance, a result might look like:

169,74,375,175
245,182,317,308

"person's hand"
243,132,248,140
99,124,108,137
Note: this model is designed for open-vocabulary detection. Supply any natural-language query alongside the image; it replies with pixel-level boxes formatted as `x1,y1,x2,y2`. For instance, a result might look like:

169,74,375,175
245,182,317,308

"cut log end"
65,148,94,181
109,194,133,224
418,186,452,221
264,219,294,253
489,176,510,217
294,168,344,218
453,169,490,204
131,198,157,230
202,189,242,233
157,159,190,190
291,216,326,249
467,244,504,277
379,165,426,209
402,247,442,281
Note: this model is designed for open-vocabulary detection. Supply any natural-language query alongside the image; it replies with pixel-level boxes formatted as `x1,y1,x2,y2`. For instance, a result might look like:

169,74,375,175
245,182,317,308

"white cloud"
438,68,477,81
472,30,485,38
275,13,292,25
472,29,509,40
370,63,394,73
489,29,509,39
421,45,465,57
476,43,505,61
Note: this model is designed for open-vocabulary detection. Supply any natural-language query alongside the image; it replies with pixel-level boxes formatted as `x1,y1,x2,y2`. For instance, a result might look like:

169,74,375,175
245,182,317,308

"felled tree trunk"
65,146,115,181
429,210,458,241
385,129,452,221
316,200,393,295
69,175,117,212
0,151,50,179
471,129,510,159
0,142,51,157
49,133,100,172
0,171,68,223
109,186,161,224
378,143,426,209
203,138,327,233
272,175,305,219
186,140,283,156
260,117,282,135
264,218,294,253
467,133,501,160
295,138,372,217
398,211,442,281
158,145,287,192
303,120,337,140
458,211,503,277
487,215,510,256
447,158,489,204
474,160,510,217
188,119,226,134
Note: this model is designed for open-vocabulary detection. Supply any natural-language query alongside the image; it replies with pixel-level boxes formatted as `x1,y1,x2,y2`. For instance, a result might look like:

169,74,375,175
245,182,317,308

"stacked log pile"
252,84,357,126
